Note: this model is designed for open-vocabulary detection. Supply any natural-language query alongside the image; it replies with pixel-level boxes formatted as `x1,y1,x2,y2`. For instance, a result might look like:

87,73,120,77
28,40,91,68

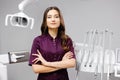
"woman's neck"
48,28,58,39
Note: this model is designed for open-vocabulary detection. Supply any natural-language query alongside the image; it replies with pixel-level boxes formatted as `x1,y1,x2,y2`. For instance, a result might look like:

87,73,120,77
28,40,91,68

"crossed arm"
32,50,76,74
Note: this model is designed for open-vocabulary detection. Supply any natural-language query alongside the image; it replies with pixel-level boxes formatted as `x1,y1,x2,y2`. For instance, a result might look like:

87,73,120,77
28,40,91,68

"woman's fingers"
32,50,46,64
32,49,41,57
62,51,73,60
34,60,39,64
32,58,39,64
66,51,73,59
32,52,40,63
32,58,37,62
37,49,41,55
32,51,42,58
32,50,43,64
66,51,73,56
32,53,37,56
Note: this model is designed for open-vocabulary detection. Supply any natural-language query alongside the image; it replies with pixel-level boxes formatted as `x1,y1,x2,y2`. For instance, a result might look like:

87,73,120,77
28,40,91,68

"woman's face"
46,9,60,29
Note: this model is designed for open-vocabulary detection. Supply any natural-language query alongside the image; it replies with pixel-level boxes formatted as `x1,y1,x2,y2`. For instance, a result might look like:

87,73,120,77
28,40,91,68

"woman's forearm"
44,58,76,69
32,64,61,74
32,50,76,69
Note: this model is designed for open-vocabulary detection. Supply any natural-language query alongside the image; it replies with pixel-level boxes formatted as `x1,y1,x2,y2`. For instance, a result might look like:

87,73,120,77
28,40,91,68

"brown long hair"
41,6,69,52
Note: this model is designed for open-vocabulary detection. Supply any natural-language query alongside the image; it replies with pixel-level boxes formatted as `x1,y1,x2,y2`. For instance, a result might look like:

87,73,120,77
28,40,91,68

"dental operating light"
5,11,34,29
5,0,35,29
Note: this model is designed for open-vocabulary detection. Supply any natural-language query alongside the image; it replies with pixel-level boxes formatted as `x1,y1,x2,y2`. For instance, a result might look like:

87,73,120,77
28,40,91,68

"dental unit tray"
8,51,29,64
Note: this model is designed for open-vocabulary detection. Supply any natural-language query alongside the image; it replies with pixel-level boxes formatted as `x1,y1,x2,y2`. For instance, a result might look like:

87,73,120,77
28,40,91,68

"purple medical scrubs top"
29,33,75,80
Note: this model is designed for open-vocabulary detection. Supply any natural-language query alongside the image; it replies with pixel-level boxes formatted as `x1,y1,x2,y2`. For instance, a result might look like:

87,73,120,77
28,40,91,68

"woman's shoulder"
66,35,74,44
33,34,46,42
66,35,72,41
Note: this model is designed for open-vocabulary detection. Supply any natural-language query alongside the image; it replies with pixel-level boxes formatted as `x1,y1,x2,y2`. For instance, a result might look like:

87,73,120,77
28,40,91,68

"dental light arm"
18,0,35,11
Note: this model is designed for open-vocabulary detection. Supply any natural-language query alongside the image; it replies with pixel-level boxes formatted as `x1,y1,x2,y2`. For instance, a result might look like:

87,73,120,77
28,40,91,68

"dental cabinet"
0,51,29,80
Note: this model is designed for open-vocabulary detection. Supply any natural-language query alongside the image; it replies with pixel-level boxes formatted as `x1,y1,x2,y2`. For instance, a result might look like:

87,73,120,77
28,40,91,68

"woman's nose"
51,17,55,21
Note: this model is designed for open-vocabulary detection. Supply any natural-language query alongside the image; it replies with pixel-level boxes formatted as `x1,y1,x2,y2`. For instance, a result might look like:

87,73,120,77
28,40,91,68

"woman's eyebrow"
47,13,59,16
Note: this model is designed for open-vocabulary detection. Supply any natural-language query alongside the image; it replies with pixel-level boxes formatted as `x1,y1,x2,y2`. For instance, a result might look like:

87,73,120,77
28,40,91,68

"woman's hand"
62,51,73,61
32,50,47,64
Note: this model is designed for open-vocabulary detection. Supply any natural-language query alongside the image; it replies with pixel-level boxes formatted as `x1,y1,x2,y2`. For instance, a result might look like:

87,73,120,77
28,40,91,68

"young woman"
29,6,76,80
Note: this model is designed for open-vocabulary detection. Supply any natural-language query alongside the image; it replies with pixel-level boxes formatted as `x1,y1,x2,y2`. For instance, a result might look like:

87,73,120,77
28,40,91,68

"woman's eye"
47,16,51,18
55,16,59,18
47,15,59,19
